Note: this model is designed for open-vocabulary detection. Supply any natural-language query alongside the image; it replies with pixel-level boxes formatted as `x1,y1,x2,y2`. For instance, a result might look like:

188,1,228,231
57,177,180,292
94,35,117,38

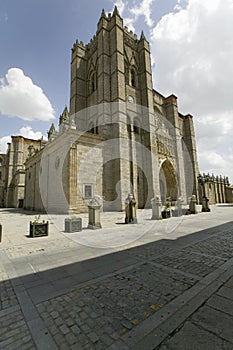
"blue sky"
0,0,233,181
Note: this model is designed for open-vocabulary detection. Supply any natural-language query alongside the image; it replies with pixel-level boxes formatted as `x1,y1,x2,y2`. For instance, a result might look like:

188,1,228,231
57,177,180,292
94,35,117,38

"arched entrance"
159,159,178,204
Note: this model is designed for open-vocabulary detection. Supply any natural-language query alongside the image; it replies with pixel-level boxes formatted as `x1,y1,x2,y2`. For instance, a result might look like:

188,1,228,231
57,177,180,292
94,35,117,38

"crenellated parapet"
197,172,231,204
198,173,229,185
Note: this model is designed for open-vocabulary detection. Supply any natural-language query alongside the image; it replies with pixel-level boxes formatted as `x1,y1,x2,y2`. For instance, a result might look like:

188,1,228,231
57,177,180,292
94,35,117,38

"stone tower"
69,7,199,211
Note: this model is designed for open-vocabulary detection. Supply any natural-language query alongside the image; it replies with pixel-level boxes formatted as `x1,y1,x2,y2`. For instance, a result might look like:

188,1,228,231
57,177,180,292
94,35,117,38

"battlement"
86,35,97,53
72,39,86,53
72,7,147,56
123,26,138,41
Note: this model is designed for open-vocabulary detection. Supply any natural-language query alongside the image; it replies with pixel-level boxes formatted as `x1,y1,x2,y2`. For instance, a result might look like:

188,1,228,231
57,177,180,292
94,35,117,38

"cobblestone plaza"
0,205,233,349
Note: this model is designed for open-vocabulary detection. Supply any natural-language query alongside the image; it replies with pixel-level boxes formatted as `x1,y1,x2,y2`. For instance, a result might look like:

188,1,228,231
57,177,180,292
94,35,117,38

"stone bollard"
0,224,2,242
176,196,184,216
151,196,162,220
125,194,137,224
88,197,102,229
189,195,197,214
202,196,211,212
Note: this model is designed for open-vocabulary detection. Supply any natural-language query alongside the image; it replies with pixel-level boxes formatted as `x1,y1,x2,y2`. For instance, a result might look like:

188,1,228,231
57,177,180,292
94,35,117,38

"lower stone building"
24,127,103,213
0,154,6,207
2,136,45,208
198,174,233,204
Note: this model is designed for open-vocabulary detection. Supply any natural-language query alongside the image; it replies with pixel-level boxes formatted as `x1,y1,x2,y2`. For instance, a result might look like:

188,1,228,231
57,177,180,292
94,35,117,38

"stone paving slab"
157,321,233,350
157,275,233,349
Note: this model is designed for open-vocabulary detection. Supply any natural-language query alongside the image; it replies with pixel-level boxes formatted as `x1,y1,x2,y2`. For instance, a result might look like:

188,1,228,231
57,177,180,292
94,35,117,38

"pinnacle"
140,30,146,40
101,8,106,18
113,5,120,16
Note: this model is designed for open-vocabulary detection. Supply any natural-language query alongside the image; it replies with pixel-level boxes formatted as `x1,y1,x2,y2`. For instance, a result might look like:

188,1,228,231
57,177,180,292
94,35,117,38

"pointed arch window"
125,61,129,84
89,71,97,94
130,68,137,88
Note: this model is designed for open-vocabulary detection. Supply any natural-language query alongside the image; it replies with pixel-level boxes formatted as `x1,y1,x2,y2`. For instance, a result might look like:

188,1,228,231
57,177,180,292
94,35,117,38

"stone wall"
24,129,103,214
4,137,44,208
198,174,231,204
0,154,6,207
226,186,233,203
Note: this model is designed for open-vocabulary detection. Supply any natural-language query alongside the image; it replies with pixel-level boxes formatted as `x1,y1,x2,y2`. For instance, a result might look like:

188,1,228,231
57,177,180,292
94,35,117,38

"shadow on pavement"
0,220,233,349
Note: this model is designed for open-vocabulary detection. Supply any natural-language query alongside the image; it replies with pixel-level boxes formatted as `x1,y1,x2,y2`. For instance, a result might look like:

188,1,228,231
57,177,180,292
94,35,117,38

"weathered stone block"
65,217,82,232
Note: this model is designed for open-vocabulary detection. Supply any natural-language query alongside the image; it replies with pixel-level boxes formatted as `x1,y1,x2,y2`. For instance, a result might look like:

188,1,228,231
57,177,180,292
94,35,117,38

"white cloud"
0,126,46,154
130,0,155,27
198,150,231,180
114,0,127,16
124,17,136,32
0,68,55,121
113,0,154,31
150,0,233,182
18,126,43,140
0,136,11,153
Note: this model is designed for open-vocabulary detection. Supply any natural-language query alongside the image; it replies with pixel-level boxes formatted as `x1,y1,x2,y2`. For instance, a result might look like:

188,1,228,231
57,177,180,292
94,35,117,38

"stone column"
151,196,162,220
88,197,102,229
176,196,184,216
221,176,226,203
189,195,197,214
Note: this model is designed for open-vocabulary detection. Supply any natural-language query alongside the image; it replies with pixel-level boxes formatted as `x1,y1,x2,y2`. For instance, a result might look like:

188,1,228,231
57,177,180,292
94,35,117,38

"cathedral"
2,7,223,213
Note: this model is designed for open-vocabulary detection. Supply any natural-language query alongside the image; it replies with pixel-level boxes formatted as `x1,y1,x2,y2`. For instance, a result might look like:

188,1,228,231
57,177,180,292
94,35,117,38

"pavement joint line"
148,261,201,280
0,250,58,350
190,317,233,346
180,251,228,261
0,304,20,318
216,265,233,283
131,280,224,350
121,257,233,349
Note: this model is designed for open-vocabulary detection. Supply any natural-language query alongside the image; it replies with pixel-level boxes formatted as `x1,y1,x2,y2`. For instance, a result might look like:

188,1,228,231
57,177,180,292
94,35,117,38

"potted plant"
162,198,172,219
65,216,82,232
29,215,49,237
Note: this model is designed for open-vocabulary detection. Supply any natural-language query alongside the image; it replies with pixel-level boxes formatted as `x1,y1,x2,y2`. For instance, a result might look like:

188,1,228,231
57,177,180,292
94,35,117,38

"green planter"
161,210,171,219
29,221,49,237
65,217,82,232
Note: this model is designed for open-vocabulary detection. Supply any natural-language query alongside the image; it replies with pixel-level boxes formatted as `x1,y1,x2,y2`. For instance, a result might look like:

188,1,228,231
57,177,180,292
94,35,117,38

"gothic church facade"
14,7,202,214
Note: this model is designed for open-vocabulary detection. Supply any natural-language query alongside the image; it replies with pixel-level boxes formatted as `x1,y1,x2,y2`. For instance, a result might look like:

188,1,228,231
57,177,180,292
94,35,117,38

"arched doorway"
159,159,178,204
